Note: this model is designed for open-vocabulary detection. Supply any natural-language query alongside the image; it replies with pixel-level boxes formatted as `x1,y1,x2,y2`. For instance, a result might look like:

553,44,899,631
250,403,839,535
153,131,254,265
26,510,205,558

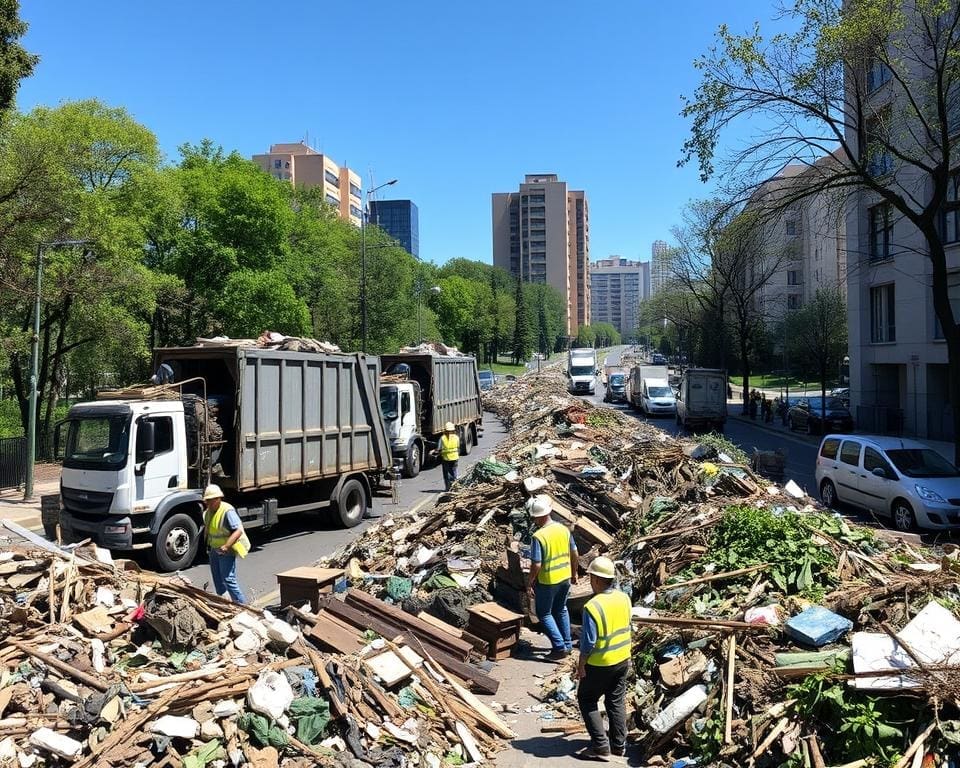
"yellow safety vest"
533,521,572,585
584,589,632,667
204,501,250,558
440,432,460,462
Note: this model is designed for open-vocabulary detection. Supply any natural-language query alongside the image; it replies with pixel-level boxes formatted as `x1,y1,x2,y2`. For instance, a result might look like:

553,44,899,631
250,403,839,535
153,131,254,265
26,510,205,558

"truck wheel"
404,443,421,479
152,513,200,572
335,478,366,528
461,426,474,456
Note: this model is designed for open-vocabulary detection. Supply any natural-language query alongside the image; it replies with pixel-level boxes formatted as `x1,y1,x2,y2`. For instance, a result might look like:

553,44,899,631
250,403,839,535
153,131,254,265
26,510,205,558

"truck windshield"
63,414,131,470
609,375,625,386
380,386,399,421
648,386,673,398
570,366,594,377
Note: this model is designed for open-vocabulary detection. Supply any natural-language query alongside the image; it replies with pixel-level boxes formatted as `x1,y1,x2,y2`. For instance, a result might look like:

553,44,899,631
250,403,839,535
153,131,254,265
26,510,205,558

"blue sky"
18,1,773,266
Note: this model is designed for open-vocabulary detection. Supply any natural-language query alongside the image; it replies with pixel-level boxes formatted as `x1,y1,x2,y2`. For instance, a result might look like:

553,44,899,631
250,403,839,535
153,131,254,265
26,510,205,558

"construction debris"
315,367,960,766
0,542,515,767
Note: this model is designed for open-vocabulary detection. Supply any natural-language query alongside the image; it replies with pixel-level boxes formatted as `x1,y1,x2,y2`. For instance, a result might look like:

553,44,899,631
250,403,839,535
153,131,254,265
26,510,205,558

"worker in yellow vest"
576,556,632,761
202,484,250,604
526,496,578,661
438,422,460,491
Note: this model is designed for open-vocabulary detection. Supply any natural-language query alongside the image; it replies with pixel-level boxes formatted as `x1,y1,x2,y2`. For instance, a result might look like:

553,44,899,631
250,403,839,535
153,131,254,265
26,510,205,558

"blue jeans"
442,460,459,491
209,549,247,604
534,579,572,651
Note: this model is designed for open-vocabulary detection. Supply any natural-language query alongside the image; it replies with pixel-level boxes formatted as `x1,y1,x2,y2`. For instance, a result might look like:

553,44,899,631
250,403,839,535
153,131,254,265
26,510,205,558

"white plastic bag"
247,670,294,720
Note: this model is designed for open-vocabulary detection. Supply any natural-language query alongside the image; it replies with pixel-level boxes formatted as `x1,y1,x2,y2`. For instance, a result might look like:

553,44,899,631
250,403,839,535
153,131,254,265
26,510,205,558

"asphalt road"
178,417,510,604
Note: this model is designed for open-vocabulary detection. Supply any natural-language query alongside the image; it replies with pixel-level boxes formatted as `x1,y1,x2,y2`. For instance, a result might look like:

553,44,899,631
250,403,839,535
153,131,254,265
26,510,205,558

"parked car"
651,353,667,366
816,434,960,530
788,396,853,434
829,387,850,407
504,374,517,383
478,369,495,391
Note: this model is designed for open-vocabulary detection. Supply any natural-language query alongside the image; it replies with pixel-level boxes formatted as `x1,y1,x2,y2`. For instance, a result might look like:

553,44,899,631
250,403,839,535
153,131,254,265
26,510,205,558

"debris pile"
0,541,515,767
321,368,960,765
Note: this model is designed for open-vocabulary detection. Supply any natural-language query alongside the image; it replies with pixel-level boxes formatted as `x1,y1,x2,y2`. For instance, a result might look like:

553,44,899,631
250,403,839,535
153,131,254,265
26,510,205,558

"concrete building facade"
368,199,419,258
492,174,590,336
590,257,649,337
253,142,363,226
650,240,673,295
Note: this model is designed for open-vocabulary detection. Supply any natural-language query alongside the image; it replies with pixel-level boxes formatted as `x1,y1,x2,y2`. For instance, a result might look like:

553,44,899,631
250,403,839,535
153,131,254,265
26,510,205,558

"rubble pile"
324,368,960,766
0,543,515,767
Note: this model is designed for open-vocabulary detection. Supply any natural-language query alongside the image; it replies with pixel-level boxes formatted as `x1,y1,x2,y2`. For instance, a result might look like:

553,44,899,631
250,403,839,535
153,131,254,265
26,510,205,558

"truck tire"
335,478,366,528
404,443,422,479
152,512,200,572
460,425,474,455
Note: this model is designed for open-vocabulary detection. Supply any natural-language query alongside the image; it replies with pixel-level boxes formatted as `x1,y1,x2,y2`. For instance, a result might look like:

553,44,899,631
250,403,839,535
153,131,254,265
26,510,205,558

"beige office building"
492,174,590,336
253,142,363,226
590,257,649,337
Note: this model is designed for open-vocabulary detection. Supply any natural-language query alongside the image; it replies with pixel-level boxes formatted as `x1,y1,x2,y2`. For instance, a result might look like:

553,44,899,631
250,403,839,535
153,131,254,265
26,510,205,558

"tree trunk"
740,332,750,416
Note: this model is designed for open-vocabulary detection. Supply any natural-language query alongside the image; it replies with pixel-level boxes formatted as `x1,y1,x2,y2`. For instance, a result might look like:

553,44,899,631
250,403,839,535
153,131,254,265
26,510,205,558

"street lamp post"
360,178,398,353
25,238,92,499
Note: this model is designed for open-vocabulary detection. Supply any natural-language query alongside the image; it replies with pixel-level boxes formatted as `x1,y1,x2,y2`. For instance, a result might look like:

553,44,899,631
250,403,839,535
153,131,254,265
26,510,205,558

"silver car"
815,434,960,531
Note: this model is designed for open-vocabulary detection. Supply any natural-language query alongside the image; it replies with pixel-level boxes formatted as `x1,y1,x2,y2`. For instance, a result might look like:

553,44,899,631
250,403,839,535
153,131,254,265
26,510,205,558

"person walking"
576,556,632,761
527,497,578,660
202,484,250,604
439,422,460,492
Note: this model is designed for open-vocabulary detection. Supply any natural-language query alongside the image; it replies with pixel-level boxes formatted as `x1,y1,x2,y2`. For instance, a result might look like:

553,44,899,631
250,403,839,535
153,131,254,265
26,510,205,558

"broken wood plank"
10,640,110,692
667,564,769,590
632,615,770,632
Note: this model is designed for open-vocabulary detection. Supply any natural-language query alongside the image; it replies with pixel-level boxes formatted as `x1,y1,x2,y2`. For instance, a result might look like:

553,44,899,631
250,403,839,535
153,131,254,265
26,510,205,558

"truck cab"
641,378,677,416
567,348,597,395
380,379,424,478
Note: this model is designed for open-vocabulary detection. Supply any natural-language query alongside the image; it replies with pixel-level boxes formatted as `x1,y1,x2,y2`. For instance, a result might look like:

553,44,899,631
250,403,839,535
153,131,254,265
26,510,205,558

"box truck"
56,345,390,571
567,348,598,395
379,353,483,479
676,368,728,432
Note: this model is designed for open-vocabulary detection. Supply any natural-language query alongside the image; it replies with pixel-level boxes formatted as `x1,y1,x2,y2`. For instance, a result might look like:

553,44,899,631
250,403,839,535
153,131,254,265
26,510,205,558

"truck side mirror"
136,420,156,464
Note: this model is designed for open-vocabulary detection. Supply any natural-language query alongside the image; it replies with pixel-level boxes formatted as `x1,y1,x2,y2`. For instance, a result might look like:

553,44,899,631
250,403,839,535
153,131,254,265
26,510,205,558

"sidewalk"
0,464,60,532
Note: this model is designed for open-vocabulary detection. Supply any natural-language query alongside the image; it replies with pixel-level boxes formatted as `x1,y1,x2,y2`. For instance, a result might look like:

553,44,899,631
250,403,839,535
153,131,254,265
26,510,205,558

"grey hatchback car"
815,434,960,530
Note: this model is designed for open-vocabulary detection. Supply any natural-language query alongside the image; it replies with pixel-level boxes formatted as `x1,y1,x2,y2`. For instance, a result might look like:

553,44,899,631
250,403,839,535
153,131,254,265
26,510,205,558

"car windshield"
649,386,673,398
886,448,960,478
570,365,594,377
380,386,399,421
798,397,847,413
63,414,131,470
609,374,625,386
478,371,494,382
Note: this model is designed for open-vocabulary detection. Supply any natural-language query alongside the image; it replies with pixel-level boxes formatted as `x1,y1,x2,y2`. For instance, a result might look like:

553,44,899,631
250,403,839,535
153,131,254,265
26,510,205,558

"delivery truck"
567,348,598,395
56,345,391,571
628,365,676,417
676,368,728,432
379,353,483,479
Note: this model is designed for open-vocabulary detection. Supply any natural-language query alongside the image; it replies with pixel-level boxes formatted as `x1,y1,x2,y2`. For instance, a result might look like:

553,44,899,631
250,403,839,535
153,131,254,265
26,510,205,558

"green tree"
511,277,531,364
681,0,960,459
0,1,37,116
786,286,849,417
216,269,310,338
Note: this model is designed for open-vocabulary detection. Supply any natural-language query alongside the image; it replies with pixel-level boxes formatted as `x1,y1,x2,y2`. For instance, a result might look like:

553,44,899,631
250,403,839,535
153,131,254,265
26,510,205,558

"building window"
785,220,797,236
284,161,290,169
787,270,800,286
787,294,801,310
942,170,960,244
325,193,340,206
350,204,362,219
866,59,891,92
350,183,361,199
869,203,893,260
933,273,960,339
325,169,339,186
866,111,893,176
528,195,545,203
274,159,282,169
870,283,896,343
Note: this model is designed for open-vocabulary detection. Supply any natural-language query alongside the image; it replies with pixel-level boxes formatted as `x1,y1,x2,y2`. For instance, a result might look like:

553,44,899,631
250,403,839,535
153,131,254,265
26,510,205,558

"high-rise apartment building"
368,200,420,258
650,240,673,294
590,257,649,337
252,142,363,226
492,174,590,336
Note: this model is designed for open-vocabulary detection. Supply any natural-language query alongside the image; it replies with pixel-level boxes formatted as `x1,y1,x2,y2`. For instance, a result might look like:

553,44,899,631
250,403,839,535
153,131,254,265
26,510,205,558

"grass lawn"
730,373,828,391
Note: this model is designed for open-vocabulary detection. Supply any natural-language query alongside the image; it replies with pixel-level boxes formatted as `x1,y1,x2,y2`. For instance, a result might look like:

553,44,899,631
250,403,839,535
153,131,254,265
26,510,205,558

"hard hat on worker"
444,422,456,433
587,556,616,579
526,496,553,518
202,484,224,501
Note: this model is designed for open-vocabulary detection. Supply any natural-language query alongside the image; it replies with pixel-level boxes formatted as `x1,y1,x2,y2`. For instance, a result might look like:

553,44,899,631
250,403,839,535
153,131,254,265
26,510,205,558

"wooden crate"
276,567,345,611
467,602,524,660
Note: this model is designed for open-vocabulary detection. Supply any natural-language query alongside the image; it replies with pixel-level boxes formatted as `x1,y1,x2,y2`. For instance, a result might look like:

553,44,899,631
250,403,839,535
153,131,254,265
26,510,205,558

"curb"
727,412,820,449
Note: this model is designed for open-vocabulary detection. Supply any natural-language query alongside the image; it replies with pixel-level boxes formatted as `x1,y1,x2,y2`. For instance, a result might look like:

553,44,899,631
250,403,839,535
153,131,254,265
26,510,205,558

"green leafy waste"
696,432,748,464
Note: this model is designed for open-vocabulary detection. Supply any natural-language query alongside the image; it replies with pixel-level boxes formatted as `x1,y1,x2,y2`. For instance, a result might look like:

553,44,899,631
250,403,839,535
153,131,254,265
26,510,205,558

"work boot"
575,746,610,762
546,648,570,661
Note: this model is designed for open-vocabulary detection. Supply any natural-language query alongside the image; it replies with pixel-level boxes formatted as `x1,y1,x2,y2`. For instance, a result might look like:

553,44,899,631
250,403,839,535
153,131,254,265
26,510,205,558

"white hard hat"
202,484,224,501
526,496,553,518
587,556,616,579
444,422,456,432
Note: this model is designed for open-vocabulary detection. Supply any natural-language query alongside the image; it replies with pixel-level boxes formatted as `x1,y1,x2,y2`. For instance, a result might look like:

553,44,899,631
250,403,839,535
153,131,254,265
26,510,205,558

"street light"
415,278,441,345
360,178,398,353
25,237,93,499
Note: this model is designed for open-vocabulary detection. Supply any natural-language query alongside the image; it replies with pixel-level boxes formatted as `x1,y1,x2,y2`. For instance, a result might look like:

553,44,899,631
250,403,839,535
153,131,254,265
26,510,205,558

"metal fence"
856,406,905,436
0,436,26,490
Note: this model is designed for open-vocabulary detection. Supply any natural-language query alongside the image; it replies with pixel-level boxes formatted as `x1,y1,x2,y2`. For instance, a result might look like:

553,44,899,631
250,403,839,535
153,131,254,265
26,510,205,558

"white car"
815,434,960,531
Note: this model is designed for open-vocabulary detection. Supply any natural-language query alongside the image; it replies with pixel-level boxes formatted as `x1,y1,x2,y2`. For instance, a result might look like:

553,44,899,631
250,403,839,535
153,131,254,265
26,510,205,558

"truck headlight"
915,485,946,503
104,524,128,534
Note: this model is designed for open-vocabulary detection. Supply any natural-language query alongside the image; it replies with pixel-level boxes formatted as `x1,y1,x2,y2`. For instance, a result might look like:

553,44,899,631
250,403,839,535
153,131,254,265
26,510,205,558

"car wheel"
819,479,837,509
892,499,917,532
403,442,421,479
335,478,366,528
152,512,200,572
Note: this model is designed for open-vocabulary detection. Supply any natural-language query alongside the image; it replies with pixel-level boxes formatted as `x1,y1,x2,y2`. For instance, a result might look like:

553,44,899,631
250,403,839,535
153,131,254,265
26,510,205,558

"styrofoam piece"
148,715,199,739
783,480,805,498
522,477,549,493
28,728,82,760
265,617,298,646
650,684,708,734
